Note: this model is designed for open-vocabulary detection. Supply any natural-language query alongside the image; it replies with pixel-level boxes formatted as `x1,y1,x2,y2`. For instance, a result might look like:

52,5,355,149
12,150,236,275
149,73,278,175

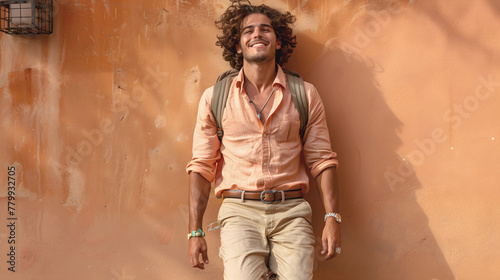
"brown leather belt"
219,189,303,204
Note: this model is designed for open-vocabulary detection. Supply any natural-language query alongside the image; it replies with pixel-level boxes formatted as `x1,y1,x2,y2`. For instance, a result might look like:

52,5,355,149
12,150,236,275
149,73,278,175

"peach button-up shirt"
186,66,338,197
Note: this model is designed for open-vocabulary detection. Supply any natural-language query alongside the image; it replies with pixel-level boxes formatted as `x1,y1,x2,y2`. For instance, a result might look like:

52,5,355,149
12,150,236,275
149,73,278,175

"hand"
320,219,341,261
189,237,209,269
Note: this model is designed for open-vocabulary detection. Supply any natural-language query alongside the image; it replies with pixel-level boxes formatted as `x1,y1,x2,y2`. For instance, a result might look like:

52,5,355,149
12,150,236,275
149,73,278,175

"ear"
236,43,242,54
276,40,282,50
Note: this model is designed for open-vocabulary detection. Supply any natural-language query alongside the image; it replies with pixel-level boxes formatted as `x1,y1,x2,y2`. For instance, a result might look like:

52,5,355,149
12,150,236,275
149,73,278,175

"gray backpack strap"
212,69,239,141
283,69,308,141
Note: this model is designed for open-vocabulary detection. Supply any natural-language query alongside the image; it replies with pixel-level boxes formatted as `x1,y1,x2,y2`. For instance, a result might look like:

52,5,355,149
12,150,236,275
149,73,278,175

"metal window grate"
0,0,53,35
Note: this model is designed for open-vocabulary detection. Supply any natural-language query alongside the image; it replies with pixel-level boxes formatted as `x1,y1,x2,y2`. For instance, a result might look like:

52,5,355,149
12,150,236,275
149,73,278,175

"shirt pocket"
276,113,301,148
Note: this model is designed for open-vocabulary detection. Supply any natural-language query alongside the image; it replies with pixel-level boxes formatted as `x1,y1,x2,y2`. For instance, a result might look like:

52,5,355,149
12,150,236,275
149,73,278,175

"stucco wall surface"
1,0,499,279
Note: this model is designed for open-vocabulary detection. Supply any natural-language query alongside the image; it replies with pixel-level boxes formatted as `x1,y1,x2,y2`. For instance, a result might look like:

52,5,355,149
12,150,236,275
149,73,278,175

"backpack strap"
212,69,239,141
212,68,308,142
283,69,308,141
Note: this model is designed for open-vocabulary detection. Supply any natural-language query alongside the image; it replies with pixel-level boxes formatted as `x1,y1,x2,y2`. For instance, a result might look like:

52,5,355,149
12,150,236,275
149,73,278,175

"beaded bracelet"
187,228,206,239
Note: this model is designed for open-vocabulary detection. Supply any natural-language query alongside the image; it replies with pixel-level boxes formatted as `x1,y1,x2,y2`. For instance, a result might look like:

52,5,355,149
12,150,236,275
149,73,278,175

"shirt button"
263,162,269,166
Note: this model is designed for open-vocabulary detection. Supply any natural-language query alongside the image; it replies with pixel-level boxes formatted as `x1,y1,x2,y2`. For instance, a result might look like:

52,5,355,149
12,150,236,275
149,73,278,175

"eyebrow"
242,23,273,32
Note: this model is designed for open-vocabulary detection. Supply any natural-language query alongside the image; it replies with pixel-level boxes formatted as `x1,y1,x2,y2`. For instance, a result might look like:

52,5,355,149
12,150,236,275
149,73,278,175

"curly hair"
215,0,297,70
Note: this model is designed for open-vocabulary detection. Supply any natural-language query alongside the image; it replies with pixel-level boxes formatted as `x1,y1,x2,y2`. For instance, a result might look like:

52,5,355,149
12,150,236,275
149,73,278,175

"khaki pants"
218,198,315,280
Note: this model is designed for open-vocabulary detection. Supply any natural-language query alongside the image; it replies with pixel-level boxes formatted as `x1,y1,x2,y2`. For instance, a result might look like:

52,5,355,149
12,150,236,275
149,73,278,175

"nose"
252,28,263,38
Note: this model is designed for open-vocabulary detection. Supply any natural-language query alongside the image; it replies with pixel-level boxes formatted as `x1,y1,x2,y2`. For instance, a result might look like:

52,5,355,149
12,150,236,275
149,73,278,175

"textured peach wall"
1,0,499,279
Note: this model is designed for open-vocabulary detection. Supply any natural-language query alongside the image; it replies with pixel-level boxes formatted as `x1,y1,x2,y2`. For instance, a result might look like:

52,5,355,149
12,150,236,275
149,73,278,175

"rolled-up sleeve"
302,83,338,178
186,86,221,182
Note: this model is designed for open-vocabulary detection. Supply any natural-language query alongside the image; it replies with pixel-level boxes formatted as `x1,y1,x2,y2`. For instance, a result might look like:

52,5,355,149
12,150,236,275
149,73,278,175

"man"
186,1,341,279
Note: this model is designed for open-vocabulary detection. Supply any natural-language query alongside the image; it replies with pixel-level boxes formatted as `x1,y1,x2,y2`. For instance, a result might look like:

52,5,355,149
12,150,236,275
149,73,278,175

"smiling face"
236,13,282,66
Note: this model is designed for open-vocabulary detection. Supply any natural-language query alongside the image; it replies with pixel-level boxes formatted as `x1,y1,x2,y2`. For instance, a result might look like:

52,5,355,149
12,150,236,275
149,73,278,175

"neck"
242,60,277,94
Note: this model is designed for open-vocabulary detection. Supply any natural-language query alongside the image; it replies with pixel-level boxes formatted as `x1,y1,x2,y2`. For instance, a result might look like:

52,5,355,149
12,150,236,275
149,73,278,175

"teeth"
252,43,265,47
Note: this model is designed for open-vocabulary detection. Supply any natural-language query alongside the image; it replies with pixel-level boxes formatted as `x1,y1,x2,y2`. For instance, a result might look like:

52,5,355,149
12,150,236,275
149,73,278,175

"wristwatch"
324,212,342,224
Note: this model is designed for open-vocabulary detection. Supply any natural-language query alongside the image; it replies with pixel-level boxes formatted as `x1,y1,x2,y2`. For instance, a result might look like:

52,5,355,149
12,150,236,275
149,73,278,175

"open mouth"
249,40,268,48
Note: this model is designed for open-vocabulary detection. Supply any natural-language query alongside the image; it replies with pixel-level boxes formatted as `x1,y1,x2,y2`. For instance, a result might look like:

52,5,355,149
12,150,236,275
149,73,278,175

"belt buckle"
260,190,285,204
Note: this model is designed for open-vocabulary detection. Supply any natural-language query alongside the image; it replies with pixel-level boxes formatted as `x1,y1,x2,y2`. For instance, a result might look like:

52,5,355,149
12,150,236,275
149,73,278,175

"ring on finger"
335,247,341,254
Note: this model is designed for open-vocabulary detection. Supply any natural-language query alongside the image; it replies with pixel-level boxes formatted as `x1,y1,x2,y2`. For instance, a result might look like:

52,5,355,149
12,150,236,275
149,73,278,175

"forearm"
315,166,341,260
189,172,212,231
315,166,339,214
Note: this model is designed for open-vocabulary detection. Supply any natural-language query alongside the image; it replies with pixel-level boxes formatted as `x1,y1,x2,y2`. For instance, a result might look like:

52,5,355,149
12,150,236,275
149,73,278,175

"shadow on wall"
414,0,499,59
487,0,500,14
287,36,455,279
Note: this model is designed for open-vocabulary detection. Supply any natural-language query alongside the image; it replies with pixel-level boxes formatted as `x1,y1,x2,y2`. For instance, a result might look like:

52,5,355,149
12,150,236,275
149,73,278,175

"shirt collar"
235,65,287,92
